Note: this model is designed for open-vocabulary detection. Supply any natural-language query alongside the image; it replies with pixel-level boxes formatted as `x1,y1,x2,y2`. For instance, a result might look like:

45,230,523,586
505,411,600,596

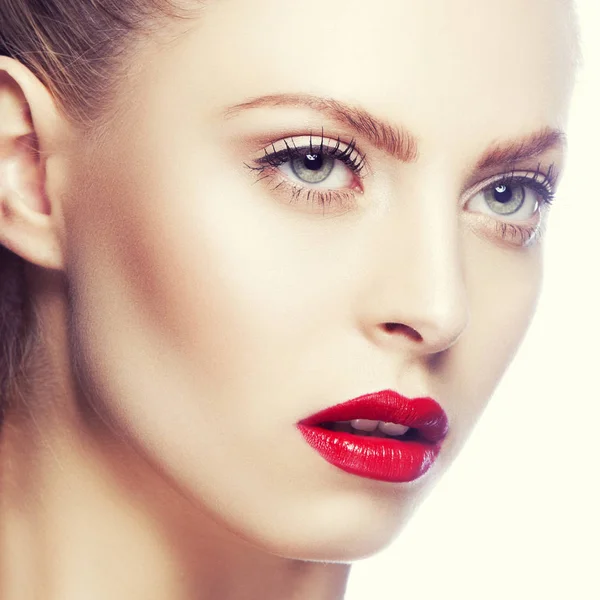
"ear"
0,56,67,271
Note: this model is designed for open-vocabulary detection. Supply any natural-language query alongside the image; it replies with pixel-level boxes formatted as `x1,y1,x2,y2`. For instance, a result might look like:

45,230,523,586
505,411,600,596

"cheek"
65,164,307,400
108,175,341,396
445,236,542,444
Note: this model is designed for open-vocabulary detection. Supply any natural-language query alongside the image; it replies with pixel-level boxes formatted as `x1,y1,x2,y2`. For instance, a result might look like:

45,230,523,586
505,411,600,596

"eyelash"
258,135,366,174
245,135,558,245
245,134,366,212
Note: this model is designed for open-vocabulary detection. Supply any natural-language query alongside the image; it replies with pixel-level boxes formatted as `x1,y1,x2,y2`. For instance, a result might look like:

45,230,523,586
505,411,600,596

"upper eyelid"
460,167,558,201
256,136,363,157
254,136,368,174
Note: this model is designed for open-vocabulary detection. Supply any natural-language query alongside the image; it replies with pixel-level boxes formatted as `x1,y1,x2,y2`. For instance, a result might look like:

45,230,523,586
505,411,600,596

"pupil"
304,153,323,170
494,184,513,203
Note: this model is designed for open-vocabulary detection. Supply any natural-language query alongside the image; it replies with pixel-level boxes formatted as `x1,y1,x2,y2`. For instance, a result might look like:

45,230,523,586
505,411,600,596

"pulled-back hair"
0,0,192,425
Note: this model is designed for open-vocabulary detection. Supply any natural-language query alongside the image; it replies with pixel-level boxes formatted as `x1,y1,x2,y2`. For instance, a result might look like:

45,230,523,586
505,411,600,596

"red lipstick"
297,389,449,483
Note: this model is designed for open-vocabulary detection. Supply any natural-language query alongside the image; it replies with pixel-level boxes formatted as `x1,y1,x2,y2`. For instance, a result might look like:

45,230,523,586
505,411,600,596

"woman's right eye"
274,147,361,189
245,135,367,213
254,136,366,187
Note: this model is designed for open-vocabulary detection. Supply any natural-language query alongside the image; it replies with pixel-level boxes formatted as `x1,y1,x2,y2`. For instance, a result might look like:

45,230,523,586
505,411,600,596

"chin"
208,480,431,563
245,517,410,563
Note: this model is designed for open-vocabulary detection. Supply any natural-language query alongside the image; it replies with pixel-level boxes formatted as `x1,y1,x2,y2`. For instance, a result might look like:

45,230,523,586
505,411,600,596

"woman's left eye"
464,170,557,245
472,181,542,218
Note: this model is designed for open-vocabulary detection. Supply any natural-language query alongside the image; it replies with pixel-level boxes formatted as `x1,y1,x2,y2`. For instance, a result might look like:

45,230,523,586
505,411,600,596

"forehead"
140,0,576,151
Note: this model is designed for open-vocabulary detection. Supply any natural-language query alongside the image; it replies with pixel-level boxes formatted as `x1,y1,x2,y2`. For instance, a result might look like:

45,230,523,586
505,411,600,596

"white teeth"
378,421,410,436
332,419,411,437
350,419,379,432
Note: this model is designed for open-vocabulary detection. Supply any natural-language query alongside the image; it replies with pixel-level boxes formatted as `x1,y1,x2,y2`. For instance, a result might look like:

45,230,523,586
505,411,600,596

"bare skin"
0,0,576,598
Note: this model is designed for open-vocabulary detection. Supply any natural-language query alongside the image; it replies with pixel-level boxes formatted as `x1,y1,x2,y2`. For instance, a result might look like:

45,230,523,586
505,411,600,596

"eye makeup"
244,132,366,215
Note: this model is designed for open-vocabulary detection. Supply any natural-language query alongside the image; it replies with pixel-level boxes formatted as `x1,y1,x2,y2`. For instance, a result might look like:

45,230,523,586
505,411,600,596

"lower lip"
297,425,442,483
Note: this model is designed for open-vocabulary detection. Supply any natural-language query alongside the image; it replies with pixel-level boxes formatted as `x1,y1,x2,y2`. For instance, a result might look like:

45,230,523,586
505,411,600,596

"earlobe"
0,57,66,271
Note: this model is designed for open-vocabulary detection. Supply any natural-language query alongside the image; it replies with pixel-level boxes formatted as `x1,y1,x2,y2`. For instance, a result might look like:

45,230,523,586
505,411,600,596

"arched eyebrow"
223,93,418,163
223,93,566,168
475,127,567,171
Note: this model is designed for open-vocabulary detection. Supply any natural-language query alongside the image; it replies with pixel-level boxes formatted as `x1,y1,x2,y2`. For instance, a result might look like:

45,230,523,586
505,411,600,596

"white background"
347,1,599,598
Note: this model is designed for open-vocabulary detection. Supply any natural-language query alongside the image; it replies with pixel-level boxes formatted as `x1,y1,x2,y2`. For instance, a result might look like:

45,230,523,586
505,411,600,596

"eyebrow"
475,127,567,171
223,93,418,163
224,93,566,169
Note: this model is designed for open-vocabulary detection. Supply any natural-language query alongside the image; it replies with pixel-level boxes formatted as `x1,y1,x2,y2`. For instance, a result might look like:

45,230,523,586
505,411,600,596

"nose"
357,189,469,357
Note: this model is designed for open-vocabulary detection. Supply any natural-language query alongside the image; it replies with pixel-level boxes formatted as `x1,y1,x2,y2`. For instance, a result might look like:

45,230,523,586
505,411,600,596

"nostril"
382,322,423,342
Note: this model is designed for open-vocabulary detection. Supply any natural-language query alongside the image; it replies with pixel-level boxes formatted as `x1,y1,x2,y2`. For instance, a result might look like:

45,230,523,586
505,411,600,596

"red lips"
297,389,449,483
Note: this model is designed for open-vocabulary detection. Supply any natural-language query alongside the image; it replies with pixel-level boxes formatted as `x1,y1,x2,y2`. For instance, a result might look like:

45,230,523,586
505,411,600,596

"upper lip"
298,389,449,443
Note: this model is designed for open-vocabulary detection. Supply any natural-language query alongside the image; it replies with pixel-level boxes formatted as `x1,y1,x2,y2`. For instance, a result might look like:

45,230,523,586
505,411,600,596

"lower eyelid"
250,168,359,214
496,221,545,247
466,214,543,248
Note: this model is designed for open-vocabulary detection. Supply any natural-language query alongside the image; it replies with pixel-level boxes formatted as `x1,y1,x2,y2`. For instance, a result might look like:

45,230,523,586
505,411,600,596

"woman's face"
58,0,575,560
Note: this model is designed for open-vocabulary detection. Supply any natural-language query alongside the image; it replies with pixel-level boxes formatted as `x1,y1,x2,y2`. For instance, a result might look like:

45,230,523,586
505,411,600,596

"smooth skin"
0,0,576,599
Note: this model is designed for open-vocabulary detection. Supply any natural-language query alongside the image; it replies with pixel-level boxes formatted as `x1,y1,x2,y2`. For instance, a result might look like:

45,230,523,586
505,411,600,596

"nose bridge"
361,183,469,355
